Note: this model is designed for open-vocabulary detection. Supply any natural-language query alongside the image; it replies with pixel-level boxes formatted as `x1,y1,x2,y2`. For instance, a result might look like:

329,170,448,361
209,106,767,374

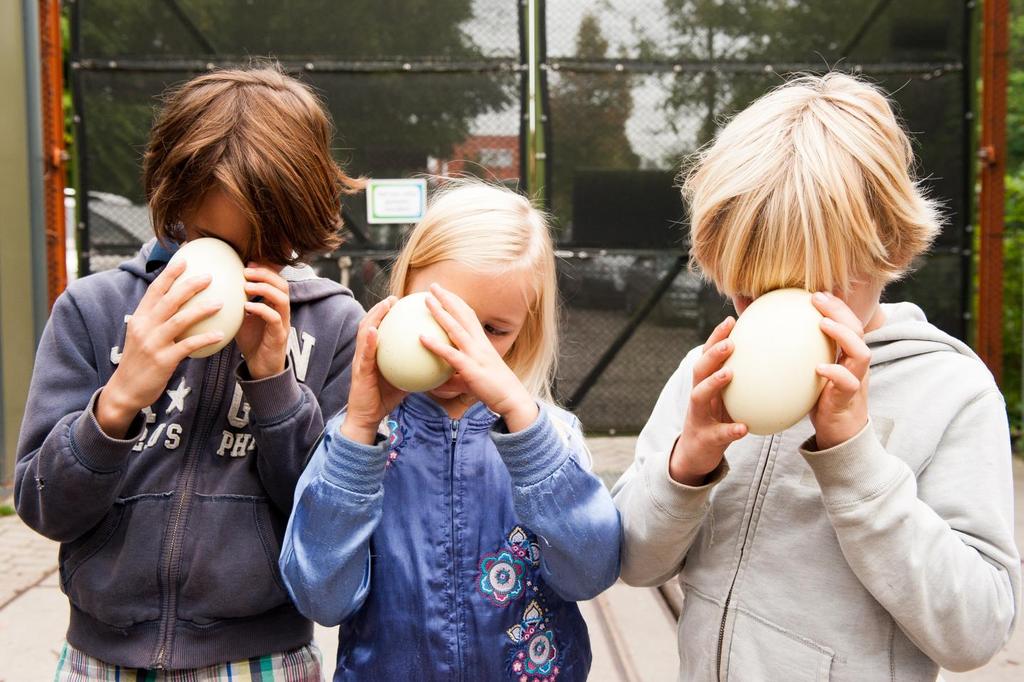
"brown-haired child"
16,64,363,680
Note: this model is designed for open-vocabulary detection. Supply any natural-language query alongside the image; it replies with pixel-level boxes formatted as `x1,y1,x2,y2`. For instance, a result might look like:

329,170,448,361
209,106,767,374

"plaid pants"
54,642,322,682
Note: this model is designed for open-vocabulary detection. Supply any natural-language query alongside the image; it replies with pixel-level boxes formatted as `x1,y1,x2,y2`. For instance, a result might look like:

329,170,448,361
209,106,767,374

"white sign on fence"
366,178,427,224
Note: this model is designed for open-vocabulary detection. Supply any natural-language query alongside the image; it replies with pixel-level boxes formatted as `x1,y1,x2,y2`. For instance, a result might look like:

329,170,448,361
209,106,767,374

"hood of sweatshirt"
867,301,979,367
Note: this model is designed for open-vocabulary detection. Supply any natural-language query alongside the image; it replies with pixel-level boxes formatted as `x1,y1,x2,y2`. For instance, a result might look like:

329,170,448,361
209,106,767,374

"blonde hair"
683,72,941,298
388,180,559,402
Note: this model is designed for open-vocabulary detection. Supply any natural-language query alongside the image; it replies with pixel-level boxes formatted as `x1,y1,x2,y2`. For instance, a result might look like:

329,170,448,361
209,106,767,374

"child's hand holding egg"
340,292,457,445
167,237,247,358
722,288,837,435
375,292,456,392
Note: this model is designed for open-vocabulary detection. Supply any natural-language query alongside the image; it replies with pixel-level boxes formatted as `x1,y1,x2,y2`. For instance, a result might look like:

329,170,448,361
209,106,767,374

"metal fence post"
68,0,90,278
524,0,546,204
977,0,1009,382
39,0,67,308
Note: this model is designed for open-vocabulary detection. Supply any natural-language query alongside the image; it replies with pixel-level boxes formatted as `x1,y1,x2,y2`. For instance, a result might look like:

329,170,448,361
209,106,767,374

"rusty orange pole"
977,0,1009,383
39,0,67,308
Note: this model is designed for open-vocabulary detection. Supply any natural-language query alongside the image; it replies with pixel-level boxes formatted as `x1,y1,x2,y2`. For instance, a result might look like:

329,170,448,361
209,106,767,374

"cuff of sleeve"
71,388,145,473
643,438,728,520
799,420,907,507
237,360,304,426
491,406,569,487
319,421,390,496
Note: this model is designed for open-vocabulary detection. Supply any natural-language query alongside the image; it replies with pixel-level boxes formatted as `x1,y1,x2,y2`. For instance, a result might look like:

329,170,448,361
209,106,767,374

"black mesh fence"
540,0,970,430
70,0,973,433
72,0,525,268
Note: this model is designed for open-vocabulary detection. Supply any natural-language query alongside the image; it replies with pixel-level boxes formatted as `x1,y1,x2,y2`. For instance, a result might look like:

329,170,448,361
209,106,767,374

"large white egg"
722,288,836,435
375,292,455,392
167,238,247,359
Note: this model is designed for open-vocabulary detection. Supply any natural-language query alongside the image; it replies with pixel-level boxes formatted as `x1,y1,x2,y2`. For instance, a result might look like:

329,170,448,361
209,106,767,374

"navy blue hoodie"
14,240,362,669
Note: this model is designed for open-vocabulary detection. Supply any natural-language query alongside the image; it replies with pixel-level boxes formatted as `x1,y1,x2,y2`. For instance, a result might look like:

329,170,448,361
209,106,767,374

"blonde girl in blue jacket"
281,180,621,681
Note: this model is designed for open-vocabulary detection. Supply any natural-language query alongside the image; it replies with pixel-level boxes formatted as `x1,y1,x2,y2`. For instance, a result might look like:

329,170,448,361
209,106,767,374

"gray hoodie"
611,302,1021,680
14,240,362,669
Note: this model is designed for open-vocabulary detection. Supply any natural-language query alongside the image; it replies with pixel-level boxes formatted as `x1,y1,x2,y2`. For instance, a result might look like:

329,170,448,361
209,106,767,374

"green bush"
1004,173,1024,445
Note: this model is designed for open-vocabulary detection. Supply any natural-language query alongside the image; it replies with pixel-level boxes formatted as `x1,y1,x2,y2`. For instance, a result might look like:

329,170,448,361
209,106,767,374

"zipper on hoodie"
448,418,463,681
715,435,775,681
151,352,231,668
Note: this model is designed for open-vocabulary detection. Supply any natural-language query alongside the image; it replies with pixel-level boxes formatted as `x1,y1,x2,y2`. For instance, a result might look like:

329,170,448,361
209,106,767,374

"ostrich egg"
167,238,247,359
375,292,455,392
722,288,836,435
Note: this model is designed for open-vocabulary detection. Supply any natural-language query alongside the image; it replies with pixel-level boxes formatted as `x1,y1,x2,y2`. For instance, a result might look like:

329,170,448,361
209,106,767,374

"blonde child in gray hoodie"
611,72,1020,681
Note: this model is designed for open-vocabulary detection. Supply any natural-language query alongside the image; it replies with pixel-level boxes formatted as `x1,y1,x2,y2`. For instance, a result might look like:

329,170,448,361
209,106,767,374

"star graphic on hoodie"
165,377,191,415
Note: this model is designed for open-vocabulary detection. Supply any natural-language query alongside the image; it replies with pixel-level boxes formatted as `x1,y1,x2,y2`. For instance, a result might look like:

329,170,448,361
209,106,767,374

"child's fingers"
816,363,861,397
138,258,187,313
710,394,731,423
152,273,214,323
244,264,289,294
705,421,748,448
355,325,381,378
419,333,469,372
688,420,747,456
171,330,225,360
363,325,379,356
362,296,396,331
243,301,284,330
819,318,870,380
702,316,735,351
692,339,733,386
812,292,863,335
424,293,474,350
429,284,484,338
245,281,291,321
354,323,380,367
350,304,391,399
160,299,223,343
349,326,385,411
690,366,733,417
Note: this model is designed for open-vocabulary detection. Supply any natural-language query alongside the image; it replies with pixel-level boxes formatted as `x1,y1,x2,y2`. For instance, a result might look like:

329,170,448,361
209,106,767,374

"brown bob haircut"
142,63,363,265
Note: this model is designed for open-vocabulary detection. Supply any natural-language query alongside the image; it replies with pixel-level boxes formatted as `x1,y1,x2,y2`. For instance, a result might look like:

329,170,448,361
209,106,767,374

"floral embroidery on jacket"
384,416,404,469
479,551,527,606
507,599,560,681
507,525,541,567
478,526,562,680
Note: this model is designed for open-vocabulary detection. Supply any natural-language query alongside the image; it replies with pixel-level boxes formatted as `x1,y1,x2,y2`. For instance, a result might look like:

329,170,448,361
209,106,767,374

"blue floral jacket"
280,393,621,681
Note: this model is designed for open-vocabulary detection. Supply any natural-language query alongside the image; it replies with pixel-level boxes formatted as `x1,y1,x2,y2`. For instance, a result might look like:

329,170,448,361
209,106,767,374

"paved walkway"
0,514,58,612
1,440,1021,680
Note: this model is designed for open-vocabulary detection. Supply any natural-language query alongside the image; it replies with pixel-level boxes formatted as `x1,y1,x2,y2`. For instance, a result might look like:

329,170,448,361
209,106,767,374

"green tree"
1002,0,1024,441
75,0,510,202
1008,0,1024,174
1004,175,1023,438
547,12,640,231
652,0,861,150
652,0,956,153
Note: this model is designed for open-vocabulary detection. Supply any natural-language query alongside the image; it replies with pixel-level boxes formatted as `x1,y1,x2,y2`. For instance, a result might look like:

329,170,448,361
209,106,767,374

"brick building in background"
429,135,520,182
